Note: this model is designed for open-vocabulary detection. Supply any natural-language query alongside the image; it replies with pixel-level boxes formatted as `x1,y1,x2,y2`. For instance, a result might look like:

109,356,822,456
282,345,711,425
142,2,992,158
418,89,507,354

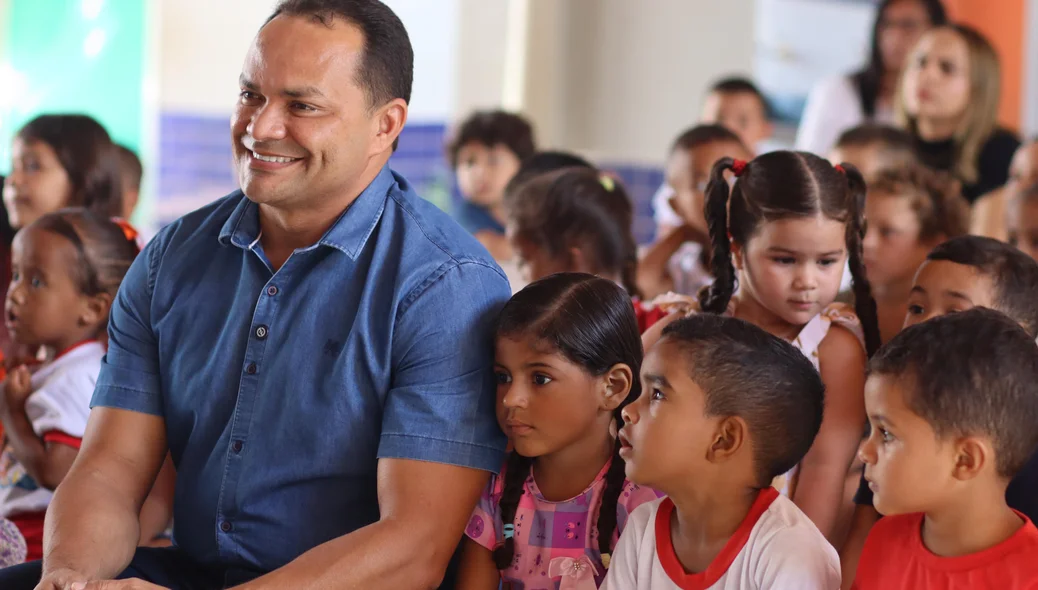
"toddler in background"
854,309,1038,589
828,124,918,180
504,167,666,332
456,274,661,589
637,125,752,299
0,209,138,560
603,314,839,589
862,165,969,342
447,110,536,261
841,235,1038,588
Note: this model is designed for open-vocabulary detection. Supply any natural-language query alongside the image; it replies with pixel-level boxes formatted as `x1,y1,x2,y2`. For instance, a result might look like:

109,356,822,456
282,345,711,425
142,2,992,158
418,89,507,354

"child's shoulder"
617,481,666,518
818,302,866,357
748,494,840,582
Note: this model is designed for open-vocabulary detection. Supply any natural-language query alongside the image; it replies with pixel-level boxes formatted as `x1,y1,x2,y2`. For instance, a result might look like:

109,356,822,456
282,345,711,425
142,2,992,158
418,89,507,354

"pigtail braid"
492,451,534,570
699,157,738,314
841,163,881,356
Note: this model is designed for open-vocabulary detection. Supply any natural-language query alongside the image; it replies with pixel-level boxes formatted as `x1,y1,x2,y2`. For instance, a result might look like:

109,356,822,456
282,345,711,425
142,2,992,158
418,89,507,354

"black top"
914,127,1020,204
854,448,1038,523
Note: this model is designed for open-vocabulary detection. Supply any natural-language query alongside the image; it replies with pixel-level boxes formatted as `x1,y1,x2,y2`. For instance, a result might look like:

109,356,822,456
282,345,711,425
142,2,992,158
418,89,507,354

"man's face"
231,15,387,211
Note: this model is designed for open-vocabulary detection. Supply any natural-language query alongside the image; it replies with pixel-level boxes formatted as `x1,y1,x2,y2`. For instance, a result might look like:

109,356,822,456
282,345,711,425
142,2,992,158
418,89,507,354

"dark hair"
710,77,773,120
16,114,123,220
116,145,143,193
834,123,918,174
504,168,640,296
926,236,1038,337
870,308,1038,477
700,151,881,356
493,273,643,569
661,314,825,485
505,150,594,194
869,165,969,241
852,0,948,118
446,110,536,168
268,0,413,110
27,209,139,334
670,124,747,154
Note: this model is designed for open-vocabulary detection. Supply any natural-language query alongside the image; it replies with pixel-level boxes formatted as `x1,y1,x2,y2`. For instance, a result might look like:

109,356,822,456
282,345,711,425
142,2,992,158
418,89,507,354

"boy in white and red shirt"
853,309,1038,590
604,314,840,589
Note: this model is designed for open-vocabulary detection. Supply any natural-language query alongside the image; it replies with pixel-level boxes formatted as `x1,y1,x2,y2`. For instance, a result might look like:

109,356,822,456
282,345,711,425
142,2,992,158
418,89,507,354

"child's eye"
907,303,924,315
650,389,665,402
818,258,838,267
10,271,18,282
30,277,43,289
772,257,796,265
879,428,894,443
494,371,511,385
532,373,553,386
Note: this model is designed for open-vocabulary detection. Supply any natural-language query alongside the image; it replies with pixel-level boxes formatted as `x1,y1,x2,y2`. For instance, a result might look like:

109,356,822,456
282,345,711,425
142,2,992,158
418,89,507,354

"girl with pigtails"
456,274,662,590
648,151,880,542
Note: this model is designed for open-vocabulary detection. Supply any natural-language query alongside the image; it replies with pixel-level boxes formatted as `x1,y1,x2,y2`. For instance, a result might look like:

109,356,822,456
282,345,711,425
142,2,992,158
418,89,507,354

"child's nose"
500,385,527,409
858,435,877,465
621,401,638,424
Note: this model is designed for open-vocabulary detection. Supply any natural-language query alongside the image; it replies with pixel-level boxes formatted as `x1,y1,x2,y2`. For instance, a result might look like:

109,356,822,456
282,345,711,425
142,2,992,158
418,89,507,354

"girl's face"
4,138,74,229
1008,199,1038,262
862,191,934,288
735,215,848,326
901,29,971,125
494,336,622,459
903,259,995,329
878,0,934,76
6,227,102,351
455,142,521,208
666,140,750,229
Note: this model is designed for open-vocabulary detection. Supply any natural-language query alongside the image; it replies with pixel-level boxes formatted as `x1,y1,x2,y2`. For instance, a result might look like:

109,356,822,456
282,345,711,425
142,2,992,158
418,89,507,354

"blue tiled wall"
156,114,663,244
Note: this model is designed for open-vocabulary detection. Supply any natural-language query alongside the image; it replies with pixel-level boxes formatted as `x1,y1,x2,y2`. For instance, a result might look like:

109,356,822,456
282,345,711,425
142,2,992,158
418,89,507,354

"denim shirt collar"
218,165,394,260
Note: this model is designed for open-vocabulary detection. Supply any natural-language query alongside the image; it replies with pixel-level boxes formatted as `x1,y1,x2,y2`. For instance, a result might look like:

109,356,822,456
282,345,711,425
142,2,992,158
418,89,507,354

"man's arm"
40,409,167,582
237,458,488,590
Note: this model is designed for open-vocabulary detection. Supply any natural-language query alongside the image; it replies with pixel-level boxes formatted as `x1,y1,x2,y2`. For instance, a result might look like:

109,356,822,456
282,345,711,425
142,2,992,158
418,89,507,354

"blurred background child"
828,124,918,181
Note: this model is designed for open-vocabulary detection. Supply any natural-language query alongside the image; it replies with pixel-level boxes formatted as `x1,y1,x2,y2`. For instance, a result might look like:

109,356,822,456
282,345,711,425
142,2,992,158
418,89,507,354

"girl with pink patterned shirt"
456,274,662,590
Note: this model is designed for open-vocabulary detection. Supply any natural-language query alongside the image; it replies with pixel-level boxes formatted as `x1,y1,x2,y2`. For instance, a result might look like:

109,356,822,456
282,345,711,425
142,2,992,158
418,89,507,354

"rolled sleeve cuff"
90,361,164,417
378,433,506,474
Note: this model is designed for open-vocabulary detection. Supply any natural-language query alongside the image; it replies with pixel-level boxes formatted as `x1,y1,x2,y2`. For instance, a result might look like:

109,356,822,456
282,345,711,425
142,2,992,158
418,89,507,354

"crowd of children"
443,28,1038,584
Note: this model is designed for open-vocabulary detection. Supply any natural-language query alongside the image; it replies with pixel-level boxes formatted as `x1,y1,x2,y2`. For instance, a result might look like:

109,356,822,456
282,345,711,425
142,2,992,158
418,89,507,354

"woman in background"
796,0,947,157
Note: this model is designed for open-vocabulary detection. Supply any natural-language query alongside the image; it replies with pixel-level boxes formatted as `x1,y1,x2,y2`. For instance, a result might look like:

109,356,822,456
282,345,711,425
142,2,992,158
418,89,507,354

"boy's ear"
600,363,633,412
706,416,747,463
950,436,990,481
79,292,112,329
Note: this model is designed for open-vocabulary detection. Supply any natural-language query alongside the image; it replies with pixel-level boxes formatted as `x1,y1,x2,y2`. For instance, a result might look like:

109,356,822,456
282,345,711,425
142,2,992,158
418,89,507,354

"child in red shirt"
853,308,1038,590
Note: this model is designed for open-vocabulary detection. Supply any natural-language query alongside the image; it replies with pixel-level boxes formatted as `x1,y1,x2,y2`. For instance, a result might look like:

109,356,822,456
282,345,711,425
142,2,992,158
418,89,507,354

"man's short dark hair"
268,0,413,109
710,77,772,120
869,308,1038,478
927,236,1038,337
661,314,824,486
116,144,143,192
446,110,536,169
671,124,747,154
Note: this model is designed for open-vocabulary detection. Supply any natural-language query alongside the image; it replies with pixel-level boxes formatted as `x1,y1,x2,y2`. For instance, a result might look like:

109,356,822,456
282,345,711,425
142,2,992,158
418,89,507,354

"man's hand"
3,365,33,411
72,580,168,590
33,567,90,590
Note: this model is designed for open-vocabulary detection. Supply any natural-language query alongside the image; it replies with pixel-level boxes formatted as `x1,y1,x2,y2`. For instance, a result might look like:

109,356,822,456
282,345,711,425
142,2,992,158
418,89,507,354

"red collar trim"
655,487,779,589
55,339,99,360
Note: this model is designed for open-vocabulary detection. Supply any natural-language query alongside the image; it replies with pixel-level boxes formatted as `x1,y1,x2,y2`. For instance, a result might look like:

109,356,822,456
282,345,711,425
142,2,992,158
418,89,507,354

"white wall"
157,0,456,122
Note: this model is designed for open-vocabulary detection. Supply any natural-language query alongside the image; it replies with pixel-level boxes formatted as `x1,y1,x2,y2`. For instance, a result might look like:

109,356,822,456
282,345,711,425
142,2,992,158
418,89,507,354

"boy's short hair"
926,236,1038,337
710,77,772,120
869,164,969,240
869,308,1038,478
446,110,536,168
835,124,915,152
670,124,747,154
661,314,824,486
116,144,143,192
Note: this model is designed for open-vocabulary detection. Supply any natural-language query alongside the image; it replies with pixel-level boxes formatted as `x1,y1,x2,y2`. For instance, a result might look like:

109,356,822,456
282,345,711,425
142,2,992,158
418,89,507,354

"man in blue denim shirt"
0,2,509,589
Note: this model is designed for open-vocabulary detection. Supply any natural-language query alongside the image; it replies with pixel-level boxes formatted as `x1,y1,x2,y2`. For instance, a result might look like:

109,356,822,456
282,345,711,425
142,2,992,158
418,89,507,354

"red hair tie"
731,159,748,177
834,164,846,174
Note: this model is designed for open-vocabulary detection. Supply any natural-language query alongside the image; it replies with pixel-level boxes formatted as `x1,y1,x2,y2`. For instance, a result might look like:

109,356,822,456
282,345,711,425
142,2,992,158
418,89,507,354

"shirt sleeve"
378,260,510,472
90,238,164,416
756,525,841,590
600,501,653,590
464,474,504,551
24,363,98,439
